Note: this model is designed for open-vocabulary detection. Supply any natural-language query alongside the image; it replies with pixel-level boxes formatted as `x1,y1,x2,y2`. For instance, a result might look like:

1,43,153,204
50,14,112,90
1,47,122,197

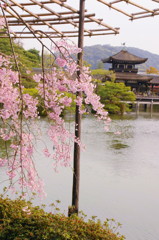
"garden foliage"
0,196,125,240
97,81,136,114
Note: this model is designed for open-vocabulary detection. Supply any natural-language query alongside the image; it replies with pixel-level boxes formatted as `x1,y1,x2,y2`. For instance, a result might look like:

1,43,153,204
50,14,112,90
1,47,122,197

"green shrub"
97,82,136,115
0,196,125,240
91,69,110,75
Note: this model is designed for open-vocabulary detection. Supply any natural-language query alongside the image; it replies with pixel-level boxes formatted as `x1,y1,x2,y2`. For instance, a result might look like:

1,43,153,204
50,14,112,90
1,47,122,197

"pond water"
1,112,159,240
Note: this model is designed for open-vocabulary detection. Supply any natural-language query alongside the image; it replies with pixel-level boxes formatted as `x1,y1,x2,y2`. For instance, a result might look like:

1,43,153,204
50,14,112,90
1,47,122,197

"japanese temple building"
102,50,153,94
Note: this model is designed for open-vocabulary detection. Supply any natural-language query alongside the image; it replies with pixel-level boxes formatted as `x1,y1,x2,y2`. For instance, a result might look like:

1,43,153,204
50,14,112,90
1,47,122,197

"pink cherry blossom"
43,148,51,157
56,57,67,67
0,39,110,197
22,206,31,215
114,131,121,135
0,17,5,29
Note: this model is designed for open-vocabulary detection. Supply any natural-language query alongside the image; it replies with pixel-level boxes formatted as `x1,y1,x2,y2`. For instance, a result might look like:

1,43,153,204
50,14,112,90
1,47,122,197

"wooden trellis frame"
97,0,159,20
0,0,120,40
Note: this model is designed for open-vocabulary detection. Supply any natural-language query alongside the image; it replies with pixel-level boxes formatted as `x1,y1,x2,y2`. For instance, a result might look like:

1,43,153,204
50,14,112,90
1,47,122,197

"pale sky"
15,0,159,55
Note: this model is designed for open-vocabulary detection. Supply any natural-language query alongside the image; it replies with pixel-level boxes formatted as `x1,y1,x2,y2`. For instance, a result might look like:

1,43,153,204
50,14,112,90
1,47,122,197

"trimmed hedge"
0,197,125,240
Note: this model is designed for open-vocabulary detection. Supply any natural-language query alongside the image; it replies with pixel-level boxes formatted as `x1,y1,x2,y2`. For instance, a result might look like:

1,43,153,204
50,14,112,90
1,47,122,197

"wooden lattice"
97,0,159,20
0,0,120,40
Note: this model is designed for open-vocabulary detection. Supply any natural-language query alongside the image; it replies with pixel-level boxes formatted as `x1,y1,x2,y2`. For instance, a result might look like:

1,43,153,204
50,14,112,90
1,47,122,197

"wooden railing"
136,95,159,101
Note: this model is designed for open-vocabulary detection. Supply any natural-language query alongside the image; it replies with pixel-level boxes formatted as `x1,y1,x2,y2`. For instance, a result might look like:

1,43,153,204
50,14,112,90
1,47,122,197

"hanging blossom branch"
1,5,25,193
0,17,110,197
0,16,43,196
36,39,111,171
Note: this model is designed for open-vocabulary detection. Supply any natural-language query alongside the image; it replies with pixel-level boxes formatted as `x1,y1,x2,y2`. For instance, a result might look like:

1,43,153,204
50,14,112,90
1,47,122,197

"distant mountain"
83,44,159,71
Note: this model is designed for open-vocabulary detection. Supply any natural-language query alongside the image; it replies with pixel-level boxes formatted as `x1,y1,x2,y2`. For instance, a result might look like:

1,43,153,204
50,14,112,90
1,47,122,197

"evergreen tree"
97,81,136,114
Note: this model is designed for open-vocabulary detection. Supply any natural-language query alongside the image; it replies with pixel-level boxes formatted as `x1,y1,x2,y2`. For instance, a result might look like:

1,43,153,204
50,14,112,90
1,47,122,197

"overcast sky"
19,0,159,55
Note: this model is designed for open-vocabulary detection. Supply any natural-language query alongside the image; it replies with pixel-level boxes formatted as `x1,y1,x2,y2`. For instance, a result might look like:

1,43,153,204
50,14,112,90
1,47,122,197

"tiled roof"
102,50,147,64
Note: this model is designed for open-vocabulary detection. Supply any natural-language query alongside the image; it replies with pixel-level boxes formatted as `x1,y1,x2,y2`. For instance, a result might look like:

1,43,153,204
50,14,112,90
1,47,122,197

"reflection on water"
110,140,129,150
0,138,11,159
1,112,159,240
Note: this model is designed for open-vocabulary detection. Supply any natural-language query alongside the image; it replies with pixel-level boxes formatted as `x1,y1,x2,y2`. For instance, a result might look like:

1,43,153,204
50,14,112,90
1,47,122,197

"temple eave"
115,72,152,81
105,72,153,82
103,58,147,64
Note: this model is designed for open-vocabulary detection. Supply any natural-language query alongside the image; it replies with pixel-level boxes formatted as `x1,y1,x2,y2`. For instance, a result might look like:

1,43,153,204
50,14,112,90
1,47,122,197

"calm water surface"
1,113,159,240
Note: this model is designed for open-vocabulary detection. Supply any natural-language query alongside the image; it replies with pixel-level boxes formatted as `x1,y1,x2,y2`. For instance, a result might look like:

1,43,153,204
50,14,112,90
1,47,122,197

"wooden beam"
0,32,119,39
8,19,99,26
132,9,159,16
97,0,133,18
7,14,95,24
5,11,80,18
10,0,67,6
109,0,123,4
131,11,159,20
13,27,119,35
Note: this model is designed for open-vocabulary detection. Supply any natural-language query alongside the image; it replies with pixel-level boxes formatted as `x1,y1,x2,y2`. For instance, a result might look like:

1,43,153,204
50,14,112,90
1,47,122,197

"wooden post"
69,0,85,216
150,99,153,114
152,85,154,95
136,101,140,114
144,104,147,111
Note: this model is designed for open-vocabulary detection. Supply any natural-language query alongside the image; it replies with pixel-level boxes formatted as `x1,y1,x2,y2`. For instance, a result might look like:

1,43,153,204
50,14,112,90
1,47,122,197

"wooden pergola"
0,0,120,39
0,0,159,215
